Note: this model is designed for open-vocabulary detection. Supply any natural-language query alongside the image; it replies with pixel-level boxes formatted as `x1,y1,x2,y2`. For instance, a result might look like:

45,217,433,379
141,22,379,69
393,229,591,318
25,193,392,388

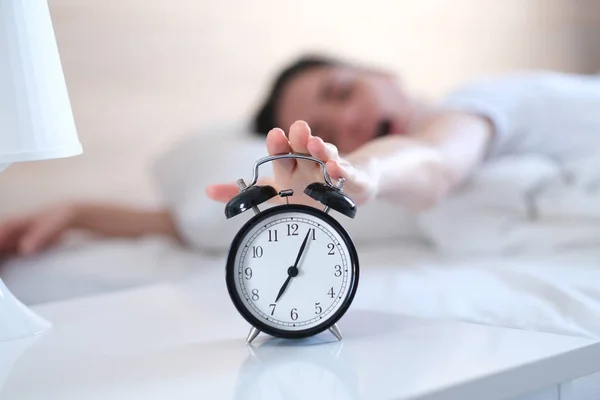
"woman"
1,55,599,255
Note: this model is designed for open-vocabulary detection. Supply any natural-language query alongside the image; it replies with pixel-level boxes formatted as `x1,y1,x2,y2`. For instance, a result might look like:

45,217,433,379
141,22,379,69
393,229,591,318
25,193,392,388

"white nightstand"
1,270,600,400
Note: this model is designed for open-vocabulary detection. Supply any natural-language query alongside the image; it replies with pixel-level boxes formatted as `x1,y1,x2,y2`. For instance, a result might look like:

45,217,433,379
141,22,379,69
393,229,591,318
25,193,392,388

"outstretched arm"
0,202,180,256
207,115,493,210
341,112,494,209
72,203,179,239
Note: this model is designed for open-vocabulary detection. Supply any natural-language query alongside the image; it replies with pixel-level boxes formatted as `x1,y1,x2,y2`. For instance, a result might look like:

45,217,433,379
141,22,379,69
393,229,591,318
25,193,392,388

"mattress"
2,236,600,341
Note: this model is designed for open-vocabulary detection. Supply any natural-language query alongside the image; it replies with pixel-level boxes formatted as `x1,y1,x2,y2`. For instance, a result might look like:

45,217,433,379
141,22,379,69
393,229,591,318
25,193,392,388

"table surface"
1,270,600,400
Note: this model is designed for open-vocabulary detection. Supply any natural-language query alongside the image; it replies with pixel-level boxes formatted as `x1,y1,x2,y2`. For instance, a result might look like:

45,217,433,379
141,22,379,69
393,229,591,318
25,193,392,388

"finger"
266,128,292,155
205,183,242,203
326,159,371,201
307,136,339,163
326,159,360,187
19,215,66,255
266,127,295,175
0,218,24,242
326,159,346,182
205,177,280,204
288,120,311,155
0,218,27,253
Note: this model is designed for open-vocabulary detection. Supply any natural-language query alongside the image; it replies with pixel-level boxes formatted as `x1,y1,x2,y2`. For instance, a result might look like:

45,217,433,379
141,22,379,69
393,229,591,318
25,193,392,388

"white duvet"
3,237,600,340
420,154,600,256
150,126,600,258
3,129,600,340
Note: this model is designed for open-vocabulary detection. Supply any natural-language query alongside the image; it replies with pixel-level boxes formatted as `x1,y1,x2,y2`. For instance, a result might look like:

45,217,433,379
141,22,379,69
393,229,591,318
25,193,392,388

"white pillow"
151,123,426,253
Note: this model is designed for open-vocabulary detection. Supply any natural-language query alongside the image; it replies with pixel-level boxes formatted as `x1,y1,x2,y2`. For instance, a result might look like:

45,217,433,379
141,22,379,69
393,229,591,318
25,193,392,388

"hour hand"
274,266,299,303
275,275,292,303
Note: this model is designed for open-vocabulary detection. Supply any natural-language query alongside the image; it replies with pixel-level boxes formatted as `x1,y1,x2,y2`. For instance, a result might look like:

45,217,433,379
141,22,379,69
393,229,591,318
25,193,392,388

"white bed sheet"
2,237,600,341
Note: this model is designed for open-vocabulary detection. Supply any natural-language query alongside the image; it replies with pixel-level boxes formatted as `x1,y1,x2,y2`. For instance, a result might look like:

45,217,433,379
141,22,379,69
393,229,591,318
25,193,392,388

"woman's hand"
206,112,493,212
0,202,180,257
0,203,77,256
206,120,378,207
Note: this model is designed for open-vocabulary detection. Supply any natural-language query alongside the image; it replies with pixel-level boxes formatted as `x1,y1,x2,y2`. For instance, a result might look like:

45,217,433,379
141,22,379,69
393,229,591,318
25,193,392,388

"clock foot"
246,327,261,344
329,324,343,341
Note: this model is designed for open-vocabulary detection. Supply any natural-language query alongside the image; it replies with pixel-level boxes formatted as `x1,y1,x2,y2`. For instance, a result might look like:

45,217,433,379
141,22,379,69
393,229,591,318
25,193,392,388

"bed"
3,124,600,338
3,232,600,339
3,126,600,398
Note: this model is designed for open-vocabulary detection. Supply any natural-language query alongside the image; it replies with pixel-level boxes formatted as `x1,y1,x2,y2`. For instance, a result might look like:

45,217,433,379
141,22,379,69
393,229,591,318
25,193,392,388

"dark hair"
252,55,338,135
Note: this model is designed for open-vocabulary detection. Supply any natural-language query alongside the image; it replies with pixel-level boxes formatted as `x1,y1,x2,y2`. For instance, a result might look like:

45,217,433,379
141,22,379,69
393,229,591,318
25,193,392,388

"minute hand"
293,229,312,268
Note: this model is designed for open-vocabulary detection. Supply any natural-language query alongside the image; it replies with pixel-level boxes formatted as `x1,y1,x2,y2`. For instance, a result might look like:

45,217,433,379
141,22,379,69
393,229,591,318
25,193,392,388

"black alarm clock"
224,153,359,343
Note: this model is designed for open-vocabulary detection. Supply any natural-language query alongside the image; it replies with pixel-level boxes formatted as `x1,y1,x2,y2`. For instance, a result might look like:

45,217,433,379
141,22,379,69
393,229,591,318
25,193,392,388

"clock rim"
225,204,360,339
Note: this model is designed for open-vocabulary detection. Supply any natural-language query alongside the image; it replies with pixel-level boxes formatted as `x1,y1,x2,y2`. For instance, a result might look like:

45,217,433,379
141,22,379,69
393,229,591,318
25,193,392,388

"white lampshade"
0,0,82,165
0,0,82,344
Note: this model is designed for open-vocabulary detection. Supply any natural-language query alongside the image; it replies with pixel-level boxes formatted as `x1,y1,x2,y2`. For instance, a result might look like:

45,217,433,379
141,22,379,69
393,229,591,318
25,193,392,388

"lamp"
0,0,82,343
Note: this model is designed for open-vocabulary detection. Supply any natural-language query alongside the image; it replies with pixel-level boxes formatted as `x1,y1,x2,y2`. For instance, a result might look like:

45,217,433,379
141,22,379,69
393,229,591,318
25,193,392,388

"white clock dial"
232,209,355,333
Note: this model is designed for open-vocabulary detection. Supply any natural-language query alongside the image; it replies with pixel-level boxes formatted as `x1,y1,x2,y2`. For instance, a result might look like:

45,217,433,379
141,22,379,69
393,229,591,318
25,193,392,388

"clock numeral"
287,223,299,236
251,289,259,301
252,246,263,258
334,265,342,277
268,230,278,242
310,228,316,240
244,267,253,280
328,287,335,299
315,302,322,314
327,243,335,255
269,303,276,316
290,308,298,321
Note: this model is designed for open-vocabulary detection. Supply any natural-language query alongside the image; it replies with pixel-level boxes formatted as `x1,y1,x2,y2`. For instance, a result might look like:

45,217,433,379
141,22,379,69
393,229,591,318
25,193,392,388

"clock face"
226,205,359,339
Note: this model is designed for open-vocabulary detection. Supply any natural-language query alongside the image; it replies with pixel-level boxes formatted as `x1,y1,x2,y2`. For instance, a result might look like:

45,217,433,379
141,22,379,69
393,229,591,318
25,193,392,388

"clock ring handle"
246,153,342,190
226,152,356,220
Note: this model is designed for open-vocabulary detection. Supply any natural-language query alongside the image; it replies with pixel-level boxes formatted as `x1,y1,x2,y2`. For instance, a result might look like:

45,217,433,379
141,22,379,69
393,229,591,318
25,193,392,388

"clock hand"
274,273,294,303
274,229,312,303
293,229,312,269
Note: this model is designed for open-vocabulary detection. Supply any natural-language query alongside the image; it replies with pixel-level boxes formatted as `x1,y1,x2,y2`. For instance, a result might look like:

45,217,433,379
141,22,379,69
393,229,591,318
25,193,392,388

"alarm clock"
224,153,359,344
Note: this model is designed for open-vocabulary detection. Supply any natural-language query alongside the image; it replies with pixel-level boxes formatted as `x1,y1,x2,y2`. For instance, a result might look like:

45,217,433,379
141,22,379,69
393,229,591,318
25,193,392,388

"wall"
1,0,598,214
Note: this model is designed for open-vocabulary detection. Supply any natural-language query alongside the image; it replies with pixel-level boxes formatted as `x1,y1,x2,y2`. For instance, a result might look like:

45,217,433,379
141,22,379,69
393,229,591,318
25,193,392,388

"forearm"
72,203,180,240
345,113,493,210
347,137,451,210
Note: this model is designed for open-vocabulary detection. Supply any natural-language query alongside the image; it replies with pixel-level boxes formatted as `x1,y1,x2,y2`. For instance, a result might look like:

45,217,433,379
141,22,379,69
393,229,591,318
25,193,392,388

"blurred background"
1,0,599,215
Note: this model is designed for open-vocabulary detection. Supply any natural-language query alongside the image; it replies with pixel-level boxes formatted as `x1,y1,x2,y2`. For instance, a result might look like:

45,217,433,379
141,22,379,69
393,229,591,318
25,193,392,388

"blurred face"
276,65,414,154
